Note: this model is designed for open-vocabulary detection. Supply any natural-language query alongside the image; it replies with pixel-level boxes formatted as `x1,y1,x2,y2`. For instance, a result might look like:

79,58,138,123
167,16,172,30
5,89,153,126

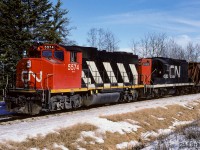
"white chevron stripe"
129,64,138,84
103,62,117,83
117,63,129,83
86,61,103,84
81,71,95,88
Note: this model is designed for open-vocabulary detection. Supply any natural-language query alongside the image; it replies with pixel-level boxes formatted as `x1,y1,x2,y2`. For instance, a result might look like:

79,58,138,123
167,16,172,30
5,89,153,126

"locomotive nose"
16,58,43,89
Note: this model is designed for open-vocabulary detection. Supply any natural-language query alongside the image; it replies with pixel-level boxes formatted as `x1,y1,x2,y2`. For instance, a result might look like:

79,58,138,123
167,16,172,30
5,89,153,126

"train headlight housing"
27,60,31,68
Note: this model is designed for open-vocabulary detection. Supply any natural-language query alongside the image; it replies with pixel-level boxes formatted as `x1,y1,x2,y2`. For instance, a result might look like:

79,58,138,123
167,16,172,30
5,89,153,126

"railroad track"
0,114,30,124
0,93,198,125
0,106,91,125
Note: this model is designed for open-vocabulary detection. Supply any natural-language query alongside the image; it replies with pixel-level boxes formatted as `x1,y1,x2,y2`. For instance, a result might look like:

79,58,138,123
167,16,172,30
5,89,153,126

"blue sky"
51,0,200,51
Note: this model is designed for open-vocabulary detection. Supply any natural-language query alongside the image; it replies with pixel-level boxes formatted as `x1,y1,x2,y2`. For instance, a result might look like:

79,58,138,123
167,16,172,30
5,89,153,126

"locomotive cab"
16,44,82,90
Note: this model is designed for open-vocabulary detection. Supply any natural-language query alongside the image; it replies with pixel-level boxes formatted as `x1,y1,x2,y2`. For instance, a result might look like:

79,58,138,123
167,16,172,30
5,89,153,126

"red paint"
138,58,152,84
16,44,82,90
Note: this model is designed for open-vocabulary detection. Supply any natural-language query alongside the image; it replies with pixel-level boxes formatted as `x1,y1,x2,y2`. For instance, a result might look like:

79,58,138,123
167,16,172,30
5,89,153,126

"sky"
51,0,200,51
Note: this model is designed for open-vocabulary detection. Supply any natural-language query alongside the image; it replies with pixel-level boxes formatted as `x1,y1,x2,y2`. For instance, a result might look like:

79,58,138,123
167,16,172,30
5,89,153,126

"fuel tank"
83,92,120,106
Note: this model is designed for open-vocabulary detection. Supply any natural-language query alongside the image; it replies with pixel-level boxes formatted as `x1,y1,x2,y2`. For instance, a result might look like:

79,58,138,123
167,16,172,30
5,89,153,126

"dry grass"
80,103,200,150
0,123,97,150
102,104,200,132
99,103,200,149
1,101,200,150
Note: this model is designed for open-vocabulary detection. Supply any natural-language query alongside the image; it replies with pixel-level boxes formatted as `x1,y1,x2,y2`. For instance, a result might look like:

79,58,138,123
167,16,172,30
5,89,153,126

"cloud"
99,10,167,25
100,10,200,27
168,34,200,47
95,1,200,35
173,35,192,47
173,19,200,27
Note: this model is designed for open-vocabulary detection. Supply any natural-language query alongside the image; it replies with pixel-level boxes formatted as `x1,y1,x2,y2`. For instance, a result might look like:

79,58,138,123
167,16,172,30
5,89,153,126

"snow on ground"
53,143,69,150
140,120,193,141
172,120,193,127
142,125,200,150
151,115,166,121
0,93,200,143
78,130,105,144
116,140,139,149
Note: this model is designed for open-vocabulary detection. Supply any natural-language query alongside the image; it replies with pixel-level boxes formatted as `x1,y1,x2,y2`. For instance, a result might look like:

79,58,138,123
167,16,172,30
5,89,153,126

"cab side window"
70,51,77,62
54,51,64,61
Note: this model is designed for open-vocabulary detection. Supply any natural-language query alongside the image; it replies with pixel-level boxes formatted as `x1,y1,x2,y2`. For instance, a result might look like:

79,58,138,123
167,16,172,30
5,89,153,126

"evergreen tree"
0,0,71,78
0,0,53,62
0,0,53,88
47,0,70,44
29,0,53,42
0,0,30,72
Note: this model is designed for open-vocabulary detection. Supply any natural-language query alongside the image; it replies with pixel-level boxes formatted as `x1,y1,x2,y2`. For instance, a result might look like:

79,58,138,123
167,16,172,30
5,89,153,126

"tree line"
130,33,200,62
86,29,200,63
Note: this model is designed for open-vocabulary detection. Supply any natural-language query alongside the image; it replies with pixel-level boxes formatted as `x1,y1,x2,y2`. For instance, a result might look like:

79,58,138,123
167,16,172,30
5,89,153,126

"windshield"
42,50,52,58
54,51,64,61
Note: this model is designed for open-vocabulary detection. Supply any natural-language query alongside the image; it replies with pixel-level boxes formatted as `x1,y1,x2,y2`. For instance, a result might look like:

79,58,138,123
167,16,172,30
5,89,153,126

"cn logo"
21,71,42,83
169,65,181,78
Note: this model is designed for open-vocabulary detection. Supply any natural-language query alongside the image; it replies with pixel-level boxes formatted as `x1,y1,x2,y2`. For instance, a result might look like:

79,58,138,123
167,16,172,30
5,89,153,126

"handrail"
46,74,53,90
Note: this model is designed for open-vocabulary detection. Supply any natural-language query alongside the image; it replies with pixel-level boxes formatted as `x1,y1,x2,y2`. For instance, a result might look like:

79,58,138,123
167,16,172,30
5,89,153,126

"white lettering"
169,65,181,78
44,45,54,49
68,64,79,71
175,66,181,78
169,65,175,78
21,71,42,83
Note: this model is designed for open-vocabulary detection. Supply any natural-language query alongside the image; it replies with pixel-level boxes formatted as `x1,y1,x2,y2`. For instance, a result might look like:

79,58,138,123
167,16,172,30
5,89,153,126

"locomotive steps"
0,93,200,149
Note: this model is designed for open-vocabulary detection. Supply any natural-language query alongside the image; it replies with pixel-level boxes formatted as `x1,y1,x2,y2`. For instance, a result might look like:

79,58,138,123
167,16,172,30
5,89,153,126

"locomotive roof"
60,45,138,57
60,45,97,52
152,57,187,64
60,44,138,64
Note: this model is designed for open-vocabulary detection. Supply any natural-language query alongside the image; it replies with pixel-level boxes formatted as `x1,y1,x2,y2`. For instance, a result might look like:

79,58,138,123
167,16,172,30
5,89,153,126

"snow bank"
143,126,200,150
116,140,139,149
0,93,200,143
53,143,69,150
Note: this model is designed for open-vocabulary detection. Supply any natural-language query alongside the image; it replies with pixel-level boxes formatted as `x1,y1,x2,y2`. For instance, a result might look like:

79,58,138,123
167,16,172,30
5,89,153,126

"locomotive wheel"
151,91,155,99
175,89,180,96
158,89,165,97
71,95,82,109
49,99,57,111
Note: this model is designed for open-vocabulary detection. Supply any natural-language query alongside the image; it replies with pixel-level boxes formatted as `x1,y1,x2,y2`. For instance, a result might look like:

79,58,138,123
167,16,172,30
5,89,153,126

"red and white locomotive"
5,44,199,114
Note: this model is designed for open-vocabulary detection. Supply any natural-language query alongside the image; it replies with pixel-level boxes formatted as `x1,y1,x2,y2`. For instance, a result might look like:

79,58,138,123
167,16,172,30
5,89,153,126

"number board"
44,45,55,49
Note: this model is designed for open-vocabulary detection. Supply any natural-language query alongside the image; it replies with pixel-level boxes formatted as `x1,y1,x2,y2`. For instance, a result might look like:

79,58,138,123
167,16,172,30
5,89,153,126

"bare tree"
185,42,199,62
87,28,98,47
146,32,167,57
195,44,200,61
130,32,167,58
165,39,185,60
130,32,200,61
130,40,139,55
97,28,106,50
140,34,150,57
104,30,119,52
87,28,119,52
